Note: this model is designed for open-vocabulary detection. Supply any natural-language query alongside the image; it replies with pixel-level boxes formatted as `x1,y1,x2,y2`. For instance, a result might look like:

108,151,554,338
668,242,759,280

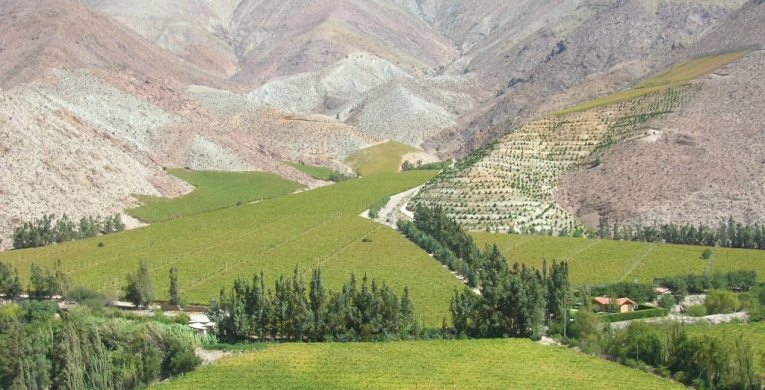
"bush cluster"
209,268,416,342
12,213,125,249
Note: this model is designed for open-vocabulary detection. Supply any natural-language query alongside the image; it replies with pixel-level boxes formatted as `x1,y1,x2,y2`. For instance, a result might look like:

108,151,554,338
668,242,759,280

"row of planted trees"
590,216,765,249
400,205,572,340
209,268,417,342
12,213,125,249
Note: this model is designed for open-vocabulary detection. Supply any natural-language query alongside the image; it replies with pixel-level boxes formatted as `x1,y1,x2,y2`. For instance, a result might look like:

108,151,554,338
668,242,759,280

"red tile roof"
592,297,637,306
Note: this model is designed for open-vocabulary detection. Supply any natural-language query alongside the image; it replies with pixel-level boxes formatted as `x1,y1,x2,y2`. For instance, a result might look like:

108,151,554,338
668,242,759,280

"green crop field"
1,171,461,326
471,233,765,286
687,322,765,375
157,339,683,390
284,162,335,180
555,51,750,115
345,141,419,176
127,169,304,222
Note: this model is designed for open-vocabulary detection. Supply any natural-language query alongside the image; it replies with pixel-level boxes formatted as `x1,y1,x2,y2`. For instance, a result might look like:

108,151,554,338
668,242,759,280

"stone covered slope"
428,0,745,157
556,0,765,228
559,52,765,228
248,54,477,147
0,0,327,248
187,85,379,160
0,88,191,249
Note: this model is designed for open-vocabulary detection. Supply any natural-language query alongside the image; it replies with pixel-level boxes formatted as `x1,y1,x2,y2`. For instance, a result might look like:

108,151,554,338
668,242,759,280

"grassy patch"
157,339,684,390
345,141,419,176
1,171,458,326
555,51,750,115
127,169,304,222
284,162,335,181
471,233,765,286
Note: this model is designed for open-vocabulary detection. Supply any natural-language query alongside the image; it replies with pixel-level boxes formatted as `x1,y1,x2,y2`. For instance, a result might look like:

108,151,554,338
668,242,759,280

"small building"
655,287,672,295
592,297,637,313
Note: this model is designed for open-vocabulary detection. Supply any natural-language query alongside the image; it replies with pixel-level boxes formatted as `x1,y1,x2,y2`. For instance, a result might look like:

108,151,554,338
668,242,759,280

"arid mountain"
79,0,460,84
414,0,765,233
557,0,765,228
1,0,763,248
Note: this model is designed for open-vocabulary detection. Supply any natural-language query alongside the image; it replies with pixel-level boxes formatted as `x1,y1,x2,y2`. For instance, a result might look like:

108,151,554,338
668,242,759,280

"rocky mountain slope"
1,0,763,247
557,0,765,229
414,0,765,233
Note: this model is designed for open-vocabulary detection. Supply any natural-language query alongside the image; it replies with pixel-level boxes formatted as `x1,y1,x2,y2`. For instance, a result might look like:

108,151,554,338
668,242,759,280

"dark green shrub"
685,304,706,317
599,305,668,322
64,285,106,310
167,349,202,376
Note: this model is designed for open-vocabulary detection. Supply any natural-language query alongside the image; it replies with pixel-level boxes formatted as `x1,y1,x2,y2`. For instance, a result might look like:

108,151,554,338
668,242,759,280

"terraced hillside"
156,339,685,390
471,233,765,286
413,82,699,234
0,172,463,326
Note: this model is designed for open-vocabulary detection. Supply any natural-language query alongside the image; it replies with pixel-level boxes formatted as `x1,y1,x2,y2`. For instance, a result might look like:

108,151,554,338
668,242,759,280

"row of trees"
593,217,765,250
401,160,449,171
655,270,758,295
0,303,206,390
209,268,416,342
401,205,572,340
12,213,125,249
0,261,71,300
398,205,486,287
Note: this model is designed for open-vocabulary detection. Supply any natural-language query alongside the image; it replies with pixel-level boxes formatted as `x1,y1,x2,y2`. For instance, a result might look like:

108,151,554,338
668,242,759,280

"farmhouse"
592,297,637,313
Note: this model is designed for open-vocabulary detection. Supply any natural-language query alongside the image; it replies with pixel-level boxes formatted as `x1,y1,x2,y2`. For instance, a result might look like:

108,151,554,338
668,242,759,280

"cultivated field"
1,171,462,326
127,169,304,222
345,141,419,176
157,339,684,389
471,233,765,285
284,162,335,181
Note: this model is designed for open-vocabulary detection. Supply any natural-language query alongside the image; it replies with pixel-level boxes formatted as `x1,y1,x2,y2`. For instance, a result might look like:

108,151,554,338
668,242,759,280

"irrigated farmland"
471,233,765,285
127,169,305,222
156,339,685,390
1,171,462,326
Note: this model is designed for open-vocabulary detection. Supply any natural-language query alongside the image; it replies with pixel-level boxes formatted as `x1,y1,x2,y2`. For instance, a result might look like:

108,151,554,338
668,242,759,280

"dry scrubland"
156,339,684,390
414,53,749,234
471,233,765,286
0,172,463,326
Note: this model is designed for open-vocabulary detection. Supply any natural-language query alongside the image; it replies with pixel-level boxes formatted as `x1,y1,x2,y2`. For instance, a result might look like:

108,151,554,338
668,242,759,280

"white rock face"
184,135,254,171
248,54,410,114
32,69,177,152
